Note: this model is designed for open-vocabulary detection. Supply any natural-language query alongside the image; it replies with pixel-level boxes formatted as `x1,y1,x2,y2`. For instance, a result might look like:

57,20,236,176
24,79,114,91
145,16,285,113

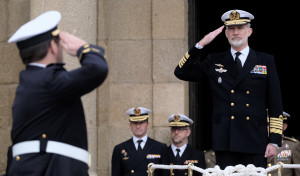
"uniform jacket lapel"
166,146,176,163
132,137,155,168
180,145,192,163
142,138,155,156
233,48,258,88
125,138,138,168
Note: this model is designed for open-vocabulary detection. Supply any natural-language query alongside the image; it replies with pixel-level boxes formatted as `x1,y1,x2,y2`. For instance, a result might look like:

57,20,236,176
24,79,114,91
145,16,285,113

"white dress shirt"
171,143,187,157
133,135,148,150
230,46,250,67
28,63,47,68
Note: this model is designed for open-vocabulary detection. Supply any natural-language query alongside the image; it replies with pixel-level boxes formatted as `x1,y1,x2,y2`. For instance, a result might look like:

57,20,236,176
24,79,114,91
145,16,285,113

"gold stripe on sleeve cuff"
269,116,283,135
270,128,282,135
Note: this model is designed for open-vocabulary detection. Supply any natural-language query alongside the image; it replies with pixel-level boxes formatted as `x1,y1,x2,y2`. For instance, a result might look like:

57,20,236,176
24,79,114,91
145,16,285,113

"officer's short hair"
19,37,59,64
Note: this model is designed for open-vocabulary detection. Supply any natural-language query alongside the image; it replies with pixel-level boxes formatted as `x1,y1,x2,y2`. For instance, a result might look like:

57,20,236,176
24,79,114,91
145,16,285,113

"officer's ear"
186,128,191,137
283,123,288,131
49,39,59,55
248,27,253,37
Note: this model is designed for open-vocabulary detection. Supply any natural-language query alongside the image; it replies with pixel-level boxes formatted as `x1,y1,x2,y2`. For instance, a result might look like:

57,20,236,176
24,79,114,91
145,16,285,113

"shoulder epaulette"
77,44,104,61
283,136,298,143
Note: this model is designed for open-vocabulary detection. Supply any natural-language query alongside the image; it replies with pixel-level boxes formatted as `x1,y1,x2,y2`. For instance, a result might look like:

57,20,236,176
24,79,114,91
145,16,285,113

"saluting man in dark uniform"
5,11,108,176
267,112,300,176
174,9,283,169
111,107,167,176
160,114,206,176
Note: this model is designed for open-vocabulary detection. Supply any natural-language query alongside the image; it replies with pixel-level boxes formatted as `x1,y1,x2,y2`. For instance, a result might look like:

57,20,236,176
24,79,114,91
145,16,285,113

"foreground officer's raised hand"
59,31,87,56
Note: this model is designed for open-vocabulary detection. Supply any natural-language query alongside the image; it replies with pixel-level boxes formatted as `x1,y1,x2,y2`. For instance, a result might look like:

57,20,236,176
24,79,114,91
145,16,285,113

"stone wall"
0,0,30,175
0,0,189,175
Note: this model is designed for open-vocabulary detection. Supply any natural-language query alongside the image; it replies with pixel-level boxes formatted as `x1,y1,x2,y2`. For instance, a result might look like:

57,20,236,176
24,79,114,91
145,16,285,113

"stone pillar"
30,0,98,175
101,0,153,175
0,0,30,174
152,0,189,142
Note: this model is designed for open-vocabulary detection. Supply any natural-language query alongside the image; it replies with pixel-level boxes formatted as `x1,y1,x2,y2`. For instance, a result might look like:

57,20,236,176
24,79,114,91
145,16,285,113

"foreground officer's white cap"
8,11,61,50
221,9,254,26
168,114,193,127
126,107,152,122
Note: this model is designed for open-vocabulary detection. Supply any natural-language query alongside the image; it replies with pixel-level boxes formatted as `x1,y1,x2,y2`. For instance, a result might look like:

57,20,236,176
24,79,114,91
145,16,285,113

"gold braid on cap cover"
170,114,190,127
224,10,250,26
129,115,149,122
269,115,283,135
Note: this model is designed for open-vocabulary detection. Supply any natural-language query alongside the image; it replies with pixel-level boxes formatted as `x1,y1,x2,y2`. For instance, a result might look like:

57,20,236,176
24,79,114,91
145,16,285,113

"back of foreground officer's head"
8,11,61,64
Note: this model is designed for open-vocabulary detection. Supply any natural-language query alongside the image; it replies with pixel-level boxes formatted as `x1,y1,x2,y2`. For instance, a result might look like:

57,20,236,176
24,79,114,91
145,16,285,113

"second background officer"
160,114,206,176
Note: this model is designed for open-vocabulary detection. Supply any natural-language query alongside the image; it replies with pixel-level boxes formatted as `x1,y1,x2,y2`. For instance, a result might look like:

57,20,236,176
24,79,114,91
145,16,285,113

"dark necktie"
235,52,242,71
175,148,180,160
137,140,143,151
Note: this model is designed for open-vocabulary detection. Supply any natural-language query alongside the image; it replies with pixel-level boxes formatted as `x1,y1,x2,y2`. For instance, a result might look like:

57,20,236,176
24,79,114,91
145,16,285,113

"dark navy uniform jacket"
174,46,283,154
111,137,167,176
160,145,206,176
6,44,108,176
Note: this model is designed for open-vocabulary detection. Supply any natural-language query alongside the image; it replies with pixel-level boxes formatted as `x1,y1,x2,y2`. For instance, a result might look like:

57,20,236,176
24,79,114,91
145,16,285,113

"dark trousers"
215,151,267,170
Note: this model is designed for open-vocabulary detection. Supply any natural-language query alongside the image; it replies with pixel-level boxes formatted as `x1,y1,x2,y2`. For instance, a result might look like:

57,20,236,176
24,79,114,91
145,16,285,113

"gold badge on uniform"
134,107,141,116
215,64,227,73
121,149,129,160
229,10,240,21
174,114,180,122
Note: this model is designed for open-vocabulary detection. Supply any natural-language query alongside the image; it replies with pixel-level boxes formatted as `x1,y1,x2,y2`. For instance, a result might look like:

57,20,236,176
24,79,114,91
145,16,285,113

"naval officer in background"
5,11,108,176
111,107,167,176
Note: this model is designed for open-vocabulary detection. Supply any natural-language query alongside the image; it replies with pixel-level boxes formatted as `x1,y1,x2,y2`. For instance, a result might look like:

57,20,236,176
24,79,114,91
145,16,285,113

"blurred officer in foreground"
111,107,167,176
160,114,206,176
268,112,300,176
5,11,108,176
174,9,283,169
